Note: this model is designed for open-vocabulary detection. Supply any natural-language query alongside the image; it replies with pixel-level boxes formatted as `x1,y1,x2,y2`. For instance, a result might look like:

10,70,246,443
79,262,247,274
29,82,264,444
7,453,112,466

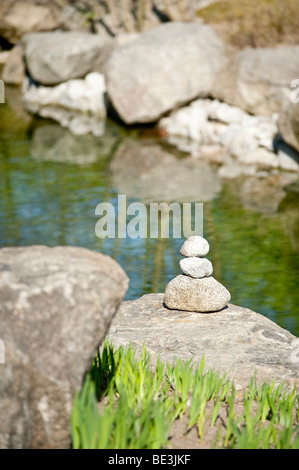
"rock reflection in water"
109,139,222,203
31,124,118,166
226,173,299,214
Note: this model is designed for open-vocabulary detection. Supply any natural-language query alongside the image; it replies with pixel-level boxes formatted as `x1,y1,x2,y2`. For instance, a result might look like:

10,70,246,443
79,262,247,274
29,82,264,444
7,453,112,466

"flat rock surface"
107,294,299,389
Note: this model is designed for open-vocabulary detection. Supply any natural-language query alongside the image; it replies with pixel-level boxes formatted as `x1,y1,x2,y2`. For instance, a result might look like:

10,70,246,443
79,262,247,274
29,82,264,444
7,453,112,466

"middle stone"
179,257,213,279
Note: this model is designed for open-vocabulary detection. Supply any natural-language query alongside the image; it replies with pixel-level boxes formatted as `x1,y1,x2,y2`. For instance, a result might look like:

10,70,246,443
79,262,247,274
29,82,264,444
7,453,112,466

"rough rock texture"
59,4,91,33
159,97,299,174
0,51,10,65
109,139,222,203
179,257,213,279
0,0,61,44
107,293,299,389
22,32,110,85
164,275,231,312
0,245,129,449
213,46,299,115
1,44,25,85
23,72,106,136
278,101,299,154
91,33,140,75
105,22,227,124
180,235,210,257
0,1,216,45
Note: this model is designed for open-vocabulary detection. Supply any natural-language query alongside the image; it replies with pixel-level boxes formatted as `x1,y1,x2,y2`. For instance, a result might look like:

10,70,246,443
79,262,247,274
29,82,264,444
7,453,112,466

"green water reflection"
1,90,299,336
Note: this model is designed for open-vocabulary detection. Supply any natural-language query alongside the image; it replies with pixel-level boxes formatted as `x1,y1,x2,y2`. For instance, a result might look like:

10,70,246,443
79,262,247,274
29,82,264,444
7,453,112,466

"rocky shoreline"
1,16,299,173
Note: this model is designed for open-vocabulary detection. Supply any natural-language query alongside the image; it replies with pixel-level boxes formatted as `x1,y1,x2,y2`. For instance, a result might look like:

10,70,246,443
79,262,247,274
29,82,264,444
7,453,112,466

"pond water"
1,88,299,337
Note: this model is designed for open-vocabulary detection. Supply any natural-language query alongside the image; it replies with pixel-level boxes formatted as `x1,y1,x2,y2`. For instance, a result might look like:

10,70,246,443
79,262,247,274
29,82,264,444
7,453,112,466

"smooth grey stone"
180,235,209,257
179,257,213,278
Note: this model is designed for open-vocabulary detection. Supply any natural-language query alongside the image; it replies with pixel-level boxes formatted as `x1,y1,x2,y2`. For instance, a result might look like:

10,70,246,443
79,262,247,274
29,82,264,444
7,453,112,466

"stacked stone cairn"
164,235,231,312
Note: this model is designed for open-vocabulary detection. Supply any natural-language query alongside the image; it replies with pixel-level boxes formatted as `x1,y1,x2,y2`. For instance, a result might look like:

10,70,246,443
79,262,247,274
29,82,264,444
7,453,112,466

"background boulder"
22,31,110,85
105,22,228,124
213,46,299,115
0,0,61,44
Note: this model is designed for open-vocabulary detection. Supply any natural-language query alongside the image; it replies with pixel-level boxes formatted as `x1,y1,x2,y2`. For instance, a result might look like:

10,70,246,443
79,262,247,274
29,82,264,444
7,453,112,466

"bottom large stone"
164,275,231,313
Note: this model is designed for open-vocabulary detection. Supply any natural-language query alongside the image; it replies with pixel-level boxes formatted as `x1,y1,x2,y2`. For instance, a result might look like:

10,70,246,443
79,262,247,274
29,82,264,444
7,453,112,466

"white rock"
218,157,257,179
180,236,209,257
180,257,213,278
23,72,106,136
225,128,259,157
158,98,278,161
208,100,248,124
24,72,106,115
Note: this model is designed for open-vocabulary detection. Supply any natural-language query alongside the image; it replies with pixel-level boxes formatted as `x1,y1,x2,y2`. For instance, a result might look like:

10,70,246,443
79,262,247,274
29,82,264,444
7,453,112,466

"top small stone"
180,236,210,257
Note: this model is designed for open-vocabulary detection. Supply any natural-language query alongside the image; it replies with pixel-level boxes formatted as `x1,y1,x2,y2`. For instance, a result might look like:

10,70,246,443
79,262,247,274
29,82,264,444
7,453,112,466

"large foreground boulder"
107,294,299,389
213,46,299,115
105,22,228,124
0,246,129,449
22,31,110,85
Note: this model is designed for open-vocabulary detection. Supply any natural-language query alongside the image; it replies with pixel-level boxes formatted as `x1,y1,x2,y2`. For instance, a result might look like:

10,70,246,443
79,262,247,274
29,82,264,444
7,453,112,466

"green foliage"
71,341,299,449
226,378,299,449
72,342,171,449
